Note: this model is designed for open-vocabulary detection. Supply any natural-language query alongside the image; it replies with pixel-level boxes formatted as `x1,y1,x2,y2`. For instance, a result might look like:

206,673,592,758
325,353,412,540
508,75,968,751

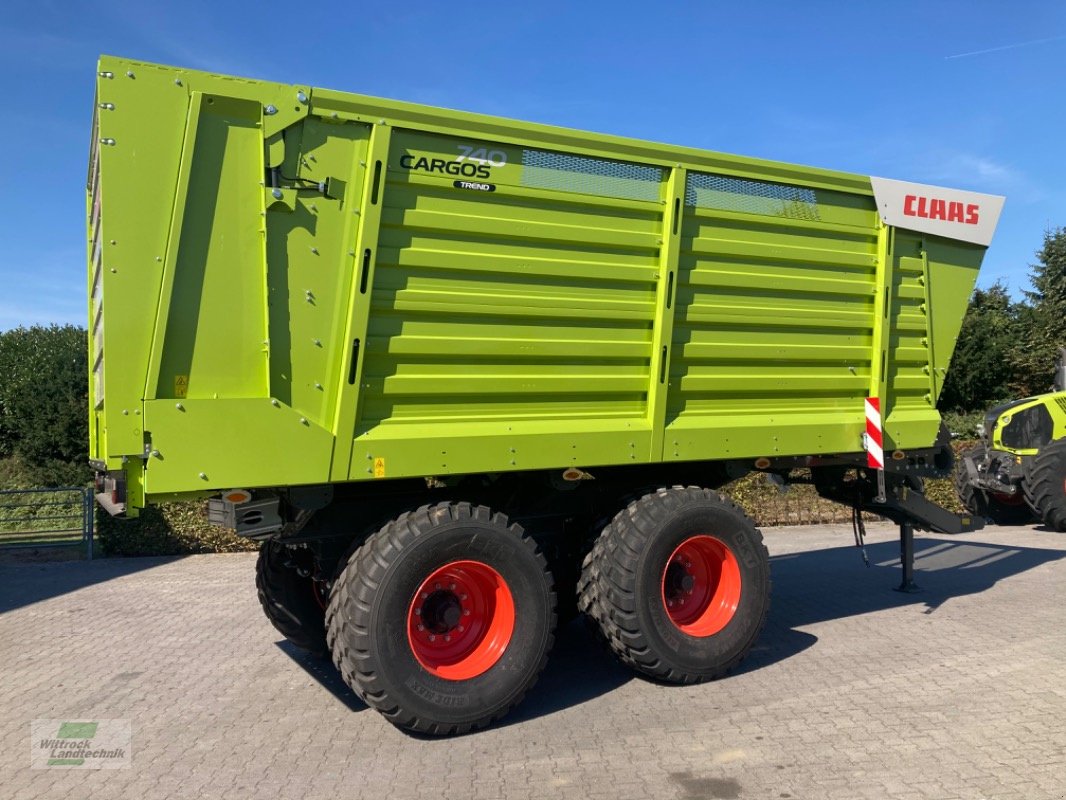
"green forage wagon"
88,56,1001,734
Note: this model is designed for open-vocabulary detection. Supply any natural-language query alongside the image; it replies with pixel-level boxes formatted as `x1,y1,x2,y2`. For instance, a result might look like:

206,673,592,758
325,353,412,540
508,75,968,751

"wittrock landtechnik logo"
30,719,131,769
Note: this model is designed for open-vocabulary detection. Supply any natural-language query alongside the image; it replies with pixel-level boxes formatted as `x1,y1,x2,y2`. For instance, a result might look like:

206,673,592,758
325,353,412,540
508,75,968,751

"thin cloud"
936,154,1019,184
945,35,1066,60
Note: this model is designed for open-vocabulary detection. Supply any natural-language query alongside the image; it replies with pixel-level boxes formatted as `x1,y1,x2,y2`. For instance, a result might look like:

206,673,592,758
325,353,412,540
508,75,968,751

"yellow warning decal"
373,457,386,478
174,375,189,398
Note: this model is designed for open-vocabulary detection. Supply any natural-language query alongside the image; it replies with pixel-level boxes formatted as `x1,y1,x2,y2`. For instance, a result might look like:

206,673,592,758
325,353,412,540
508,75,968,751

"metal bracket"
894,521,921,593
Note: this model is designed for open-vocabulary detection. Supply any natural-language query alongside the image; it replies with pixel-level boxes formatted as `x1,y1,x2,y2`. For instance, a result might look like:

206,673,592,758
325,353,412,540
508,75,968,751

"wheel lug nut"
428,634,436,642
667,600,674,607
417,624,424,631
460,594,467,600
421,593,428,599
449,583,456,590
414,608,421,615
435,583,442,590
445,635,451,642
463,609,470,616
458,625,464,632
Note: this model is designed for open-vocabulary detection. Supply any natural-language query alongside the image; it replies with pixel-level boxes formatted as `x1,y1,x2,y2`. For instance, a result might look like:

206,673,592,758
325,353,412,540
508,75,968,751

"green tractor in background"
955,348,1066,529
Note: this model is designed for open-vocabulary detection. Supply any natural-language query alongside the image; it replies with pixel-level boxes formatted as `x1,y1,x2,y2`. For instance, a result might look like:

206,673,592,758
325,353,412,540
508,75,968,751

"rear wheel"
326,502,556,735
578,487,770,684
954,444,1034,525
1025,438,1066,531
255,542,328,656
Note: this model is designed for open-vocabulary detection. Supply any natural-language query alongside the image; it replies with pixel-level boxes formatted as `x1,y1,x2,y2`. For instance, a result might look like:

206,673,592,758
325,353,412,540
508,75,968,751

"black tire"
255,541,328,655
326,502,556,735
1025,438,1066,531
954,444,1034,525
578,486,770,684
574,488,654,640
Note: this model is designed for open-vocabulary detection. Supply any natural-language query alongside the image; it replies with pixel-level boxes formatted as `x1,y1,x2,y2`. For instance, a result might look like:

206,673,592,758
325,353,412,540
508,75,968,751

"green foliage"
940,409,984,439
938,229,1066,411
0,455,36,490
97,501,258,556
1011,227,1066,396
0,325,90,486
939,283,1020,412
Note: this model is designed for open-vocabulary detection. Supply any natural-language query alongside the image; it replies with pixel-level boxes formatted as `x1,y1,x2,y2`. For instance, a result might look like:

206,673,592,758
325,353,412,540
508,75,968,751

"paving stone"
1,522,1064,798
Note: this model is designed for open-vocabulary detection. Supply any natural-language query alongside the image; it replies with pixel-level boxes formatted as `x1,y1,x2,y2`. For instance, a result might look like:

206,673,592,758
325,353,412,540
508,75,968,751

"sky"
1,0,1063,330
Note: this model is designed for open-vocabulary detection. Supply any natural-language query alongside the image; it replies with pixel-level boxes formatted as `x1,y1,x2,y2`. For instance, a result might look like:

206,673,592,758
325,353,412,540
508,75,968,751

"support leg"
894,520,920,593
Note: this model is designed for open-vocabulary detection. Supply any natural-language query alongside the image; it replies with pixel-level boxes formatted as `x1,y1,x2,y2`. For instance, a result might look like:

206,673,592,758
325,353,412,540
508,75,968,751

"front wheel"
579,486,770,684
326,502,556,735
1025,438,1066,531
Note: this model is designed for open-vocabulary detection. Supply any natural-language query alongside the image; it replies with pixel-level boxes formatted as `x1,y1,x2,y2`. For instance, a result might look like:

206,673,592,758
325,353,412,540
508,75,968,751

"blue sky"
1,0,1063,330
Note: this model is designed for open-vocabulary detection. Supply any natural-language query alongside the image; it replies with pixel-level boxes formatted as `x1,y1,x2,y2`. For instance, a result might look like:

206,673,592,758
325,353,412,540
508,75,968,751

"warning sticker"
174,375,188,398
373,457,386,478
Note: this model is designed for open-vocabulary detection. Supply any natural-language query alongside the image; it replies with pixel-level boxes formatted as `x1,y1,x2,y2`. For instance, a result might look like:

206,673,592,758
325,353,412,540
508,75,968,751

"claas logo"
903,194,980,225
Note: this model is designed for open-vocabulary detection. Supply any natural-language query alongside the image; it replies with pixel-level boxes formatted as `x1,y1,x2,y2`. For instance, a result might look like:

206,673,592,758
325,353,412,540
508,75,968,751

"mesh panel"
521,149,663,201
686,172,820,221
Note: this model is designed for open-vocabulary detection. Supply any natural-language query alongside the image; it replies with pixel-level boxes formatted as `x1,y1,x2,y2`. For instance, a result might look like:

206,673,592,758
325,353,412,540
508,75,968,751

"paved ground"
2,522,1065,800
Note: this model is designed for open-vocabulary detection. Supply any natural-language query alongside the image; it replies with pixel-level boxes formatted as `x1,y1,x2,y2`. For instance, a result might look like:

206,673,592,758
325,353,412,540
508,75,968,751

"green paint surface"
87,56,987,507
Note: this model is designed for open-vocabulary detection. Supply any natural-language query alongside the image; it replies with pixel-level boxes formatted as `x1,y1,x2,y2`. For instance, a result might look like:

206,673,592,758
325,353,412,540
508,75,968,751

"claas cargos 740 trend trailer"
88,55,1004,734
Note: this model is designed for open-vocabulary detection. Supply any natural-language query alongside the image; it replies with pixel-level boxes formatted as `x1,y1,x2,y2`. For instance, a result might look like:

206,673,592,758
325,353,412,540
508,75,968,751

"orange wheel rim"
661,535,742,637
406,560,515,680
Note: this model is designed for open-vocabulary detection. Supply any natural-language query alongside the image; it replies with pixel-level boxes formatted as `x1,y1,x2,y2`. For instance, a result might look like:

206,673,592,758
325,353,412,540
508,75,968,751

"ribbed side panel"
668,175,880,427
359,151,663,432
890,255,937,412
88,108,105,412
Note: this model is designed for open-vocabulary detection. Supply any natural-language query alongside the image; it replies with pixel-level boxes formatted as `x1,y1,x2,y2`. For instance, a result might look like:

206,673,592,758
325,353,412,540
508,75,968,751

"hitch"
816,471,984,591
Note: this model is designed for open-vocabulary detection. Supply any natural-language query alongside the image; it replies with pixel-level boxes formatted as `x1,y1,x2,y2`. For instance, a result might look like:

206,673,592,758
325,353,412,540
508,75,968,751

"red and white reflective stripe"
865,397,884,470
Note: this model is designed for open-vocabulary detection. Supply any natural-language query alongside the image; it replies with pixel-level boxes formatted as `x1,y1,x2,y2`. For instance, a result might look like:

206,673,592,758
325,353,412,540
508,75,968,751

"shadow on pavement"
501,616,633,728
769,534,1066,626
284,532,1066,729
0,556,183,615
735,533,1066,676
278,617,634,728
274,640,367,712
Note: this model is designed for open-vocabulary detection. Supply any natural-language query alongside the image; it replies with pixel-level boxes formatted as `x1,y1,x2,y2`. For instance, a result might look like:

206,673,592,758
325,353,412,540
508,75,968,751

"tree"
1011,227,1066,396
0,325,89,485
939,282,1019,411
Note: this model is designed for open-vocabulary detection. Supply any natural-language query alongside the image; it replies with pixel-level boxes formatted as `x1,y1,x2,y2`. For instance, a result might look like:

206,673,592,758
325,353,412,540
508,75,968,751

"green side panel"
923,235,987,398
883,232,937,448
664,176,882,460
89,66,190,462
142,400,333,493
347,131,664,478
263,118,370,427
88,56,990,505
150,94,268,401
882,231,983,449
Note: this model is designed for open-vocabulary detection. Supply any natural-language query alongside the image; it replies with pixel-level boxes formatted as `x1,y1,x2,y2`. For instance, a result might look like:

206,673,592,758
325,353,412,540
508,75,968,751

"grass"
0,457,87,547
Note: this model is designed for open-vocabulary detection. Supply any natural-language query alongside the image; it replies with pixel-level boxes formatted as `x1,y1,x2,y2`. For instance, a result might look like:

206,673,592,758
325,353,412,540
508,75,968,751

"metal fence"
0,487,94,558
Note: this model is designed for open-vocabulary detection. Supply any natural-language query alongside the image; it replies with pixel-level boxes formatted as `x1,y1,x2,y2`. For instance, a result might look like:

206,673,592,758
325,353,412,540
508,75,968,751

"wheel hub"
420,590,463,634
